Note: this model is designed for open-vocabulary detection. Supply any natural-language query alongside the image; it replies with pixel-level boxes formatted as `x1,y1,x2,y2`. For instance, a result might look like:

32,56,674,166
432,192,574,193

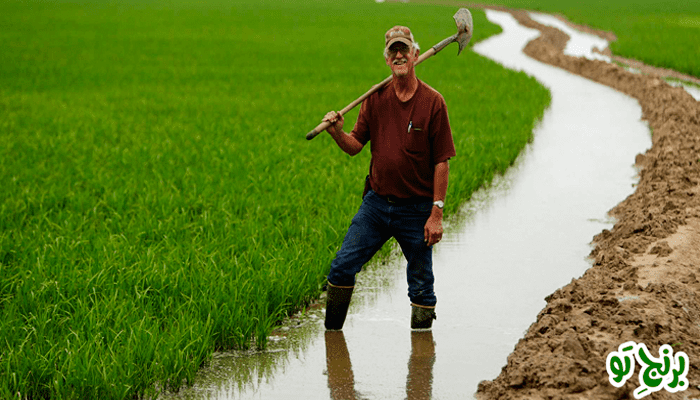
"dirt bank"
475,7,700,400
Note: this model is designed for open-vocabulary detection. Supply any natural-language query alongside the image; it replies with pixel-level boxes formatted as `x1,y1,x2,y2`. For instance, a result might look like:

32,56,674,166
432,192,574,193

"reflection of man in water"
322,25,456,331
325,331,435,400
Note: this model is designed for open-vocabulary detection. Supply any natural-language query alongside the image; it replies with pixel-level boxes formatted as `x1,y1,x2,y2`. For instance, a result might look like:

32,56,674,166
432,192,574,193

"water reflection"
405,331,435,400
325,331,356,400
324,331,435,400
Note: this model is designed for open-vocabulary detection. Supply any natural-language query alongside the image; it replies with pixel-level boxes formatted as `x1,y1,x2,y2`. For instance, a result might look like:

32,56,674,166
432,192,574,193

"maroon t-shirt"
351,79,456,199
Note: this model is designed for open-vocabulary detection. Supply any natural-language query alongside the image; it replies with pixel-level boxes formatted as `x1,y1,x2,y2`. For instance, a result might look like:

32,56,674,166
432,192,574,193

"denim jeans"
327,190,436,307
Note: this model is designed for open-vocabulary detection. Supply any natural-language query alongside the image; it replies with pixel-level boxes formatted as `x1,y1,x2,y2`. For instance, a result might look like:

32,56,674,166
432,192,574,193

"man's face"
386,42,417,77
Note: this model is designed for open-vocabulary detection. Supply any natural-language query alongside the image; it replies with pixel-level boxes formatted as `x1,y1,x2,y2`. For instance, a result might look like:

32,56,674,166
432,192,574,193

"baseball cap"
385,26,414,49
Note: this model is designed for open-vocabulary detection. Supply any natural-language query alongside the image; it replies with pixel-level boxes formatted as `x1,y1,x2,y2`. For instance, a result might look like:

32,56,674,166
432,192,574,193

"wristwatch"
433,200,444,209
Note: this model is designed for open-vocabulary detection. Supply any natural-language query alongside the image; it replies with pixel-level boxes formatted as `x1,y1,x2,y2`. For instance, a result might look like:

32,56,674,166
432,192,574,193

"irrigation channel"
159,9,654,400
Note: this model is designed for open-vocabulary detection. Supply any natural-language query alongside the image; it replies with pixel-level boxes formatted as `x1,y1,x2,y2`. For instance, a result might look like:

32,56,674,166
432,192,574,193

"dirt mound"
476,8,700,400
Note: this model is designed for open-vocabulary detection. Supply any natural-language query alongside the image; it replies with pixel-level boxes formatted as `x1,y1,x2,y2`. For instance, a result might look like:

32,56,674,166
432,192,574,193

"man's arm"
323,111,364,156
424,160,449,246
432,160,449,205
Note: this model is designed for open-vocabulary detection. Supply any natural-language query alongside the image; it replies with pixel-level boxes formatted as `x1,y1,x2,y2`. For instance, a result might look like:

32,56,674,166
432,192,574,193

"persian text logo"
606,341,689,399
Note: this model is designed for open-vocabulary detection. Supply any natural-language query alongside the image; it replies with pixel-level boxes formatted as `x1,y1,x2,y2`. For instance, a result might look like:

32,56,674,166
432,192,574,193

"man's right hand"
323,111,344,136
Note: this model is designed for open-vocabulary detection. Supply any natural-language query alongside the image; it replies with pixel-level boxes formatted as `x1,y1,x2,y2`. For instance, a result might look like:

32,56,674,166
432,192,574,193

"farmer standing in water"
321,25,456,330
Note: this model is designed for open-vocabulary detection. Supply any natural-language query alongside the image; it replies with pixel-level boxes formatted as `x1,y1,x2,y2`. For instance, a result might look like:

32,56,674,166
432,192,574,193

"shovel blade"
453,8,473,55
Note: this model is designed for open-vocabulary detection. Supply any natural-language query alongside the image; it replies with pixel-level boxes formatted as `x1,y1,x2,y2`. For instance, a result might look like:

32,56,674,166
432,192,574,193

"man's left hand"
424,208,443,246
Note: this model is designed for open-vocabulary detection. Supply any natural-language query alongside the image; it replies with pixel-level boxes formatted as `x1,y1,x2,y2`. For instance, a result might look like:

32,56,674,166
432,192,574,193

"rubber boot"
325,283,354,330
411,304,437,330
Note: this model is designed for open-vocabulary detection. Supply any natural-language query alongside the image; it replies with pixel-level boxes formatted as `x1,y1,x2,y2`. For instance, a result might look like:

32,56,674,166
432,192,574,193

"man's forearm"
432,161,449,217
424,160,449,245
433,161,449,202
330,130,364,156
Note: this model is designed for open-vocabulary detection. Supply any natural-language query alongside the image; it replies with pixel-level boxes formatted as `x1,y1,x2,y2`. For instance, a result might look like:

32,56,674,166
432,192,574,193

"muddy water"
158,9,651,400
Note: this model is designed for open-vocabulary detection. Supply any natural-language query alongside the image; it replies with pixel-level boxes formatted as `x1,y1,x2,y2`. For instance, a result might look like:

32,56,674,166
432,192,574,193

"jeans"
327,190,436,307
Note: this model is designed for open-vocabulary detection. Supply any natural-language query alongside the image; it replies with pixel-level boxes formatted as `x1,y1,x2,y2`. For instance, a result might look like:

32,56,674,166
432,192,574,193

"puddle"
157,9,651,400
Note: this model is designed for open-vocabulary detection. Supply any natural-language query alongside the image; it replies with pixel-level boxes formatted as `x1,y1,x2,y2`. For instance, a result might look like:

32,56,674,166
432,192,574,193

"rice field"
4,0,696,397
0,0,551,398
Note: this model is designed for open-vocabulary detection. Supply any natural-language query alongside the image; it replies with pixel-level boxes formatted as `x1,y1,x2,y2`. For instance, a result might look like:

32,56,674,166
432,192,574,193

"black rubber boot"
325,284,354,330
411,304,437,330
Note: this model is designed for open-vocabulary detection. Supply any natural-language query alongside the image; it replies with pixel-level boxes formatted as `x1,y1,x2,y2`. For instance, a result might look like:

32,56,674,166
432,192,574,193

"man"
322,26,456,331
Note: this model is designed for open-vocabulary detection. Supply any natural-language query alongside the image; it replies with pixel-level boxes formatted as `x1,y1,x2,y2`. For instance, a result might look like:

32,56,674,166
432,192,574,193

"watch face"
434,201,444,208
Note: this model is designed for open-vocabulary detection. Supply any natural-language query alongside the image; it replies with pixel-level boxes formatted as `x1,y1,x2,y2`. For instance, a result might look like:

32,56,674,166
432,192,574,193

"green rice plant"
0,0,549,398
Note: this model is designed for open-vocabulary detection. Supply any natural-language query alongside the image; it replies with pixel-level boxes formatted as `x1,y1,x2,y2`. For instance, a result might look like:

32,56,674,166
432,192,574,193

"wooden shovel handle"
306,120,333,140
306,75,393,140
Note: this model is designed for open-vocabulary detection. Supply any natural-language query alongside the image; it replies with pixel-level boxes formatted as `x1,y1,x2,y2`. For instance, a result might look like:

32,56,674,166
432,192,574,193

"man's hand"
323,111,344,136
424,207,443,246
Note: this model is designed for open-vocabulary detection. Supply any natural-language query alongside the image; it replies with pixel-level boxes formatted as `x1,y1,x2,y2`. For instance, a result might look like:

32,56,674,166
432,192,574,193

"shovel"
306,8,473,141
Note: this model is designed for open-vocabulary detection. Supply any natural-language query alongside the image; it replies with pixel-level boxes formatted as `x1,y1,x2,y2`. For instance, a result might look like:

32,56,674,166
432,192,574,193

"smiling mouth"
393,59,407,65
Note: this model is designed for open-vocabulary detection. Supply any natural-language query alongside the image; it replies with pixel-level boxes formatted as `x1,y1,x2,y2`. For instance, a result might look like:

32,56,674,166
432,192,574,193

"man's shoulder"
366,81,394,104
417,79,446,103
418,80,442,96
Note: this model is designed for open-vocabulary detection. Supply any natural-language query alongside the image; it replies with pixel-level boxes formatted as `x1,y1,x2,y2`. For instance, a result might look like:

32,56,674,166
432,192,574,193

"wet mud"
475,7,700,400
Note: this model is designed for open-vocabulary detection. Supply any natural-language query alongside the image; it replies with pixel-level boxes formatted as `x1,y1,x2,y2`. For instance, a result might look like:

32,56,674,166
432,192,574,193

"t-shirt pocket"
404,121,429,154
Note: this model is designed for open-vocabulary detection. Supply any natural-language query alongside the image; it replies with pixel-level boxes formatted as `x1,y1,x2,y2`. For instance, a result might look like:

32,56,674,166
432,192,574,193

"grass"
477,0,700,78
0,0,552,398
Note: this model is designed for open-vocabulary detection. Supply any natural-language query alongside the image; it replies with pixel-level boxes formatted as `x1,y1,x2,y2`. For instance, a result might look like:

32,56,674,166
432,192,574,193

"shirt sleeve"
350,96,371,145
431,96,456,164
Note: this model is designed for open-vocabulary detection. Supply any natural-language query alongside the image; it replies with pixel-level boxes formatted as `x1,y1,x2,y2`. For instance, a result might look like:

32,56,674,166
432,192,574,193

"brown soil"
472,7,700,400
